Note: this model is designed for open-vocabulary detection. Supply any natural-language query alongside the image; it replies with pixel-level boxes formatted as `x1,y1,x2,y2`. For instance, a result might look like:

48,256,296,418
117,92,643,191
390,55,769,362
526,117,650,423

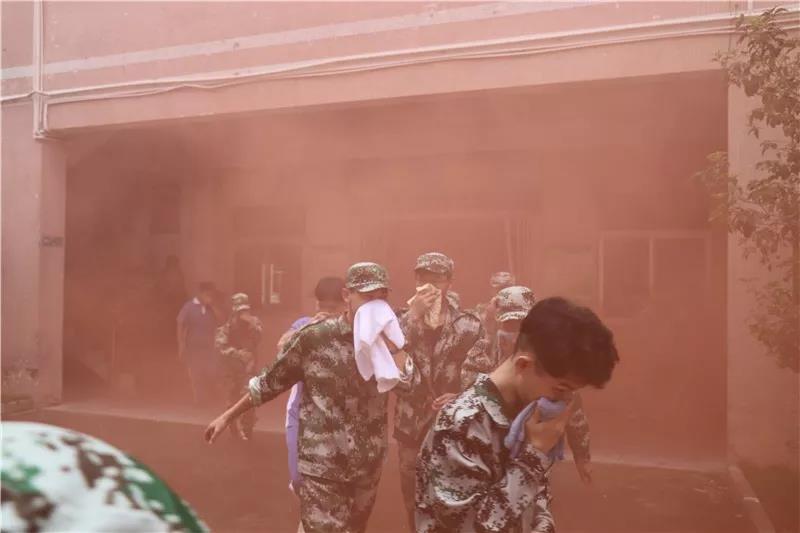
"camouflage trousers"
398,444,419,532
221,358,256,436
297,471,381,533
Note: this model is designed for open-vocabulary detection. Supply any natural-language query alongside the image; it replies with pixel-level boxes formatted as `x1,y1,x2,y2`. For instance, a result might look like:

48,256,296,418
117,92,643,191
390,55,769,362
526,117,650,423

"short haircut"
414,268,453,281
314,277,346,303
198,281,216,293
517,297,619,388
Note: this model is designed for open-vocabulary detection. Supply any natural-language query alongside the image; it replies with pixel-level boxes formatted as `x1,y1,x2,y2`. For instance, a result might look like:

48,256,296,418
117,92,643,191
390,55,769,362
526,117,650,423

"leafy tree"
696,7,799,371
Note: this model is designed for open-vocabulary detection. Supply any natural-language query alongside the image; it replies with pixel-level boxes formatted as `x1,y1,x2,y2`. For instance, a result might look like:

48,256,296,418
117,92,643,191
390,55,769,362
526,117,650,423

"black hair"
414,268,453,281
198,281,216,293
517,297,619,388
314,277,346,303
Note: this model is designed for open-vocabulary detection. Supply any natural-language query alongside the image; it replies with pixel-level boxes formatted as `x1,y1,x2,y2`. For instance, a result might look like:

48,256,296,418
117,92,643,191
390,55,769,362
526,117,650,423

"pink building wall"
2,1,798,467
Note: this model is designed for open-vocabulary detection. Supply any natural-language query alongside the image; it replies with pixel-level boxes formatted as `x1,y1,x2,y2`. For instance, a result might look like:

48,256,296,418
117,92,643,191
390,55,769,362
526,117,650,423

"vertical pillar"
2,102,66,406
726,87,800,467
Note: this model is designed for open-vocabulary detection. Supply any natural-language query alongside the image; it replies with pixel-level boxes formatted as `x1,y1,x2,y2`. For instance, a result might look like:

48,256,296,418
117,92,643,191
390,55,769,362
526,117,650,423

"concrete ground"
5,397,758,533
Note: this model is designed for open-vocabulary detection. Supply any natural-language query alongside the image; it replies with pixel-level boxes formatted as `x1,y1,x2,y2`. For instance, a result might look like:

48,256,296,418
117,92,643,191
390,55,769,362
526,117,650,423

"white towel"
353,299,406,392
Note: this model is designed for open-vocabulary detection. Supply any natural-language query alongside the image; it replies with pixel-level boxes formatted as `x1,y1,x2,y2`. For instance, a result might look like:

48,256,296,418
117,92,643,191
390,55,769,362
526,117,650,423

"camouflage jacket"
473,301,490,327
416,374,555,533
215,316,263,364
394,302,484,446
461,336,592,463
1,422,207,533
248,315,395,482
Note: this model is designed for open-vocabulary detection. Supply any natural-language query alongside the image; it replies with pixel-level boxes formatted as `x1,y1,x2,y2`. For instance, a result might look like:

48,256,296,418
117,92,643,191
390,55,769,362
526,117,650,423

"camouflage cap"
489,271,516,289
414,252,454,277
494,286,536,322
345,262,390,293
231,292,251,312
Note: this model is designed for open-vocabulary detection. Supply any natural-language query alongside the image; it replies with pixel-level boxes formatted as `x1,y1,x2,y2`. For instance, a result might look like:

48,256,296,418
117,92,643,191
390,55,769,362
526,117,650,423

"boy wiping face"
416,297,619,533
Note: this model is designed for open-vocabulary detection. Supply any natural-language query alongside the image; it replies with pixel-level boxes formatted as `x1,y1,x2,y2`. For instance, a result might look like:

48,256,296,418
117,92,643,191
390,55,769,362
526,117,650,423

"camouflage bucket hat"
490,271,516,289
231,292,251,312
495,286,536,322
346,262,390,293
414,252,454,277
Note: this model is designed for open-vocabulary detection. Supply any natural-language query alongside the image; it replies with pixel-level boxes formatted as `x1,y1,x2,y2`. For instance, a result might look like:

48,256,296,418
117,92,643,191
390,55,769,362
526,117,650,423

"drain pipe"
32,0,47,138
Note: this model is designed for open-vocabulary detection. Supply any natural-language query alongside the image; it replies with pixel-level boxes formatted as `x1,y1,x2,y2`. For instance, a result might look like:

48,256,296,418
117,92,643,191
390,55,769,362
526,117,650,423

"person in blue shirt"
177,282,223,405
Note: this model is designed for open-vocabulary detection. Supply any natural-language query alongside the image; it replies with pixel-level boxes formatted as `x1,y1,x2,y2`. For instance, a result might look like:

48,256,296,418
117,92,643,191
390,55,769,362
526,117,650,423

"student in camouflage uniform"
393,252,484,531
461,285,535,389
462,286,594,484
215,293,263,440
204,263,410,533
473,271,516,335
416,297,619,533
2,422,207,533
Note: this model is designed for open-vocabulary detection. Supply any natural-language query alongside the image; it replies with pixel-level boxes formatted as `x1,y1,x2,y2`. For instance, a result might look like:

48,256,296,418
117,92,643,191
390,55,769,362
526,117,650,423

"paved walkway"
6,402,758,533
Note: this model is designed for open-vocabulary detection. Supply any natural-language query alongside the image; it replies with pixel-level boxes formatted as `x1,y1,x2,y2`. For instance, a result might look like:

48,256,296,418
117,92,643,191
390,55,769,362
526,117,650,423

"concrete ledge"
728,464,777,533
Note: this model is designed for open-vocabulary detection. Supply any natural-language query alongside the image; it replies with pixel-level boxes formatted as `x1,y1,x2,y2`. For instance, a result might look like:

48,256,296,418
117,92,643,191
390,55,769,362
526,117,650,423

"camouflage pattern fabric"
216,314,263,437
472,301,491,330
215,314,262,366
345,263,390,293
415,375,555,533
493,286,536,322
1,422,207,533
297,470,381,533
230,292,251,313
248,315,391,483
461,336,502,391
414,252,454,276
393,301,484,446
473,272,518,332
221,358,256,436
461,337,592,463
248,314,403,530
396,444,419,530
462,285,537,387
393,299,483,530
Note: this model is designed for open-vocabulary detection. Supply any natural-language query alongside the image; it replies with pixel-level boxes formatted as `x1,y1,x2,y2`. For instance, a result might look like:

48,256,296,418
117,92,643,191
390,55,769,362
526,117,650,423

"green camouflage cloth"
220,358,256,436
393,301,484,446
416,375,554,533
473,272,518,328
461,335,500,391
249,315,395,482
214,313,264,370
230,292,251,313
494,286,536,322
216,310,263,436
215,314,263,365
414,252,454,276
1,422,207,533
345,262,390,293
393,300,483,528
297,471,381,533
248,314,404,530
461,337,592,463
472,301,491,329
